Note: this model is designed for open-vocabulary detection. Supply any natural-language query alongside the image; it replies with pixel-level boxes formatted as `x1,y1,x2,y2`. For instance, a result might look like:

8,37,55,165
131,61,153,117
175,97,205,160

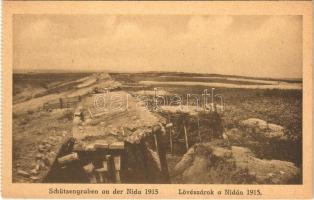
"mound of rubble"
172,140,300,184
223,118,301,165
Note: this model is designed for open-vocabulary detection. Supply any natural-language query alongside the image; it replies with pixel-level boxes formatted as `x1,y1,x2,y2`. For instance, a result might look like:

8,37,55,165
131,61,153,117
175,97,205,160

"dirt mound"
172,141,300,184
224,118,301,166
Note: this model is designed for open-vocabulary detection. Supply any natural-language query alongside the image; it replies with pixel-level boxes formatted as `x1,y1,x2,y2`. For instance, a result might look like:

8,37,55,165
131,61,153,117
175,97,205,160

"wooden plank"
94,140,109,149
183,125,189,151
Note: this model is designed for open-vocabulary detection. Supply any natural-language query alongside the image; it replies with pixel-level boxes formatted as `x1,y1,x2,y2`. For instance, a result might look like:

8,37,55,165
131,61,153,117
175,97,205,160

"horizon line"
12,68,302,80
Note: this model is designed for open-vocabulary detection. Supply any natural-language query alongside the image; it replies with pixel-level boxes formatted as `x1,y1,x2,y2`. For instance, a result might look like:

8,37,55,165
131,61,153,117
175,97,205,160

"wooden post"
166,123,173,154
168,115,173,154
154,128,170,183
95,169,105,183
169,128,173,154
113,156,121,183
103,160,109,182
197,117,202,142
153,134,158,151
183,125,189,151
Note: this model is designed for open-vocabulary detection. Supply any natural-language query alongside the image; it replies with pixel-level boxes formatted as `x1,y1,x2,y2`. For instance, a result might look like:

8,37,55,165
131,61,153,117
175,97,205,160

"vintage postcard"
2,1,313,199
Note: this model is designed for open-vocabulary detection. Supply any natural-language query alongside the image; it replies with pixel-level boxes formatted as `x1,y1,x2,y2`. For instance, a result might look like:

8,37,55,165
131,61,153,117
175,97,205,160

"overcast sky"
13,15,302,78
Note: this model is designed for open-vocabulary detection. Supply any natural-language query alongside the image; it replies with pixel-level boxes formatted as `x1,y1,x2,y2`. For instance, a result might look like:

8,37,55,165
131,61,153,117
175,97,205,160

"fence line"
43,96,81,110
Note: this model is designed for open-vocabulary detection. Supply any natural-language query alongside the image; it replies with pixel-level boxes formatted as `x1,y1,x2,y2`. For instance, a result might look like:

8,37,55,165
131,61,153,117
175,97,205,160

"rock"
173,147,195,176
126,124,136,131
240,118,286,139
182,156,208,183
29,176,40,181
36,153,44,159
17,170,30,177
224,128,243,141
264,131,284,138
30,169,39,175
109,128,119,136
240,118,268,130
268,124,284,132
133,129,145,139
45,143,52,150
38,144,46,152
173,142,300,184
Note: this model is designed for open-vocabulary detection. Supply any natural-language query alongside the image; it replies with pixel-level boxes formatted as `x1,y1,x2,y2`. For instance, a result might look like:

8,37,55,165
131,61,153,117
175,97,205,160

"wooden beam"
183,125,189,151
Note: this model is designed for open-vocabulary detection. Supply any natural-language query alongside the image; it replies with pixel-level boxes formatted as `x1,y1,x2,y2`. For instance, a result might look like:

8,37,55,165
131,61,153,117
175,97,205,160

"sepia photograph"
12,14,303,184
2,1,312,199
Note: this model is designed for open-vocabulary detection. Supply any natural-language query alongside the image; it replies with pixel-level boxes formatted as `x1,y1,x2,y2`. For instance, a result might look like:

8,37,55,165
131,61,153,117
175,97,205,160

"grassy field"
110,72,302,166
110,72,302,134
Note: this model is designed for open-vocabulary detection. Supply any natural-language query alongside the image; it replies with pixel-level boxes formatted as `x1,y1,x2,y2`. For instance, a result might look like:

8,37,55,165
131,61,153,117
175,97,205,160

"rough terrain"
171,141,300,184
13,71,302,184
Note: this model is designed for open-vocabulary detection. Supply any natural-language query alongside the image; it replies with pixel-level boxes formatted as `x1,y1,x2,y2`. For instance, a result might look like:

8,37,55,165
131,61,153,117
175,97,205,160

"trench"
44,134,170,183
44,110,301,183
159,111,302,168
